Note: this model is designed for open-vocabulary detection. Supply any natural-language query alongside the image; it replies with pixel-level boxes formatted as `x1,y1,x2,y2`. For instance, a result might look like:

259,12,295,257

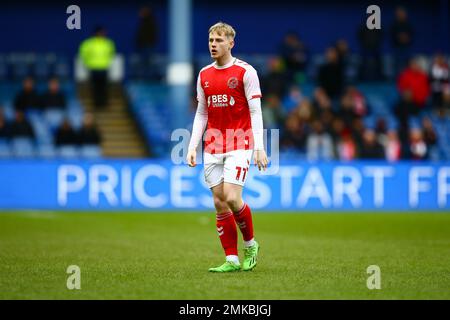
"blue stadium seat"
58,145,79,158
408,116,421,129
80,145,102,159
67,108,84,129
382,54,395,81
34,54,52,80
0,139,11,158
44,109,65,130
386,115,399,131
37,144,56,158
29,112,53,145
127,53,144,79
2,103,15,120
363,115,377,130
54,55,70,79
11,137,35,158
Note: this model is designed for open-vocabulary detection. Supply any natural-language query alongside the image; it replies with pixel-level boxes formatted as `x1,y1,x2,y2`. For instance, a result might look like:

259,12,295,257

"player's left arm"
244,67,268,171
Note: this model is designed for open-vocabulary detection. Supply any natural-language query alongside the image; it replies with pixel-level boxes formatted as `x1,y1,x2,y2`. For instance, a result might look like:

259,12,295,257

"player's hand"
253,149,268,171
186,149,197,167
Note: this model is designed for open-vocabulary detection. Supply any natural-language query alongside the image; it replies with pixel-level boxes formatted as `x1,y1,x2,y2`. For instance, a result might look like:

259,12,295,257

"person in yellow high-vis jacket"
79,26,116,108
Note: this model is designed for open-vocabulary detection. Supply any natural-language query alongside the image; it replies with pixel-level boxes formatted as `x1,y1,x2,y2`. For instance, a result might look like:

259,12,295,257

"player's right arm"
187,74,208,167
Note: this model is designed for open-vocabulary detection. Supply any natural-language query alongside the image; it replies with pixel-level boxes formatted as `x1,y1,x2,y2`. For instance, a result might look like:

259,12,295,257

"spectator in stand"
78,113,102,146
55,118,78,146
0,109,11,139
317,47,344,99
337,132,357,161
336,87,366,131
422,117,438,160
390,6,414,76
10,111,35,139
395,90,418,121
442,89,450,111
279,31,308,84
335,39,351,82
351,118,365,151
262,57,289,98
348,86,367,117
280,113,307,152
330,117,346,150
397,58,430,109
312,87,333,116
384,130,402,162
320,110,335,135
41,78,67,110
360,129,384,159
14,77,41,112
294,99,314,124
409,128,428,160
306,120,334,161
337,89,358,128
394,90,417,156
429,53,450,109
375,117,387,136
135,5,159,80
262,94,285,130
357,21,383,81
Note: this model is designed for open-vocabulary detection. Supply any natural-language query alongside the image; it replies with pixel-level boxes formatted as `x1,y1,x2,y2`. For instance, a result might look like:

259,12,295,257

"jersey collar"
213,57,237,70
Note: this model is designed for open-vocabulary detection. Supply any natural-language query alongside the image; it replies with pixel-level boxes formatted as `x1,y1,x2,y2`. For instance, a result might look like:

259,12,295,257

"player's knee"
225,194,240,211
213,196,228,212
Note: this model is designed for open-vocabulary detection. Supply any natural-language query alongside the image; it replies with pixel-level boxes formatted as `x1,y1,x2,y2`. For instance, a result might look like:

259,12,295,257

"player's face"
209,32,234,60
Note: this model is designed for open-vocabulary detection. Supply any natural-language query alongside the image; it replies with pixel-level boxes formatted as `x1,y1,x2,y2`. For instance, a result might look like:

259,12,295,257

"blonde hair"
209,22,236,39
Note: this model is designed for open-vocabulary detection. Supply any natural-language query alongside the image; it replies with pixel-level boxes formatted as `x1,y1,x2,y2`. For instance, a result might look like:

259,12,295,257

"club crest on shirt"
227,77,238,89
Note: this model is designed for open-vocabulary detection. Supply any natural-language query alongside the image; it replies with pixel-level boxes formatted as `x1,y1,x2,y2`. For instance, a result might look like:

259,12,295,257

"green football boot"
208,261,241,273
243,241,260,271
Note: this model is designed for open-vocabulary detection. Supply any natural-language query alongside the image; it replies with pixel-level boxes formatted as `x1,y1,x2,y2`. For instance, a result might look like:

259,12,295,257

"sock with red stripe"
216,211,238,260
233,203,255,245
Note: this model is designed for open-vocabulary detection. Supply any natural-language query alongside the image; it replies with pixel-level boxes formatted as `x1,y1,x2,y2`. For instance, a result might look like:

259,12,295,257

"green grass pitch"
1,211,449,299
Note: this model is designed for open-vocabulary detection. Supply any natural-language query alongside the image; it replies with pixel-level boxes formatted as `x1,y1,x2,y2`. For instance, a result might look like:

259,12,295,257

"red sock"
216,212,238,256
233,203,254,241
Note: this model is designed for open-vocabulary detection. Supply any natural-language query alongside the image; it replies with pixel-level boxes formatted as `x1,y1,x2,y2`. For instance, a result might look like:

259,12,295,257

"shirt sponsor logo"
208,94,235,107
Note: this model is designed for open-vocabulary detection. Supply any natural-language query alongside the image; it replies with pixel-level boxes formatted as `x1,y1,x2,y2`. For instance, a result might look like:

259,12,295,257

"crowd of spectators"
13,77,66,112
0,77,102,149
54,113,101,147
261,6,449,162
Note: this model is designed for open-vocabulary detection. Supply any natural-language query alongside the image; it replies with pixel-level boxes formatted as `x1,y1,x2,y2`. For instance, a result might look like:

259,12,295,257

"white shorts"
203,149,254,188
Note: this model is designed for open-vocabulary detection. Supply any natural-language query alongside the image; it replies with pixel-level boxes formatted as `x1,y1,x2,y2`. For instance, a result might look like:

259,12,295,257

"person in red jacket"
397,58,430,108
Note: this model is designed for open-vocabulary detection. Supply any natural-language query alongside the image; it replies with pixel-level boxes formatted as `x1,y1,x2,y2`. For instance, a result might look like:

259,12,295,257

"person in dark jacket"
318,47,344,99
41,78,66,110
279,31,308,84
390,6,414,76
78,113,101,145
14,77,41,112
10,111,35,139
135,6,159,80
360,129,385,159
357,22,383,81
55,118,78,146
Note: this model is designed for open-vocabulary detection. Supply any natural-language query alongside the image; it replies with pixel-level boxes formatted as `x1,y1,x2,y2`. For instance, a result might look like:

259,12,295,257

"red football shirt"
197,58,262,154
